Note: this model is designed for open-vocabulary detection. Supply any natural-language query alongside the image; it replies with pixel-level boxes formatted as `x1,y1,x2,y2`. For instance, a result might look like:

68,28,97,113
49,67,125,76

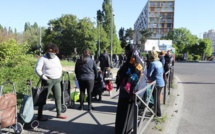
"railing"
133,81,156,134
133,65,174,134
163,66,174,104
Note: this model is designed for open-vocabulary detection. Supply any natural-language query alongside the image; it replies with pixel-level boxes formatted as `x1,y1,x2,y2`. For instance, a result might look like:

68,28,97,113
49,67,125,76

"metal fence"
133,81,156,134
133,66,174,134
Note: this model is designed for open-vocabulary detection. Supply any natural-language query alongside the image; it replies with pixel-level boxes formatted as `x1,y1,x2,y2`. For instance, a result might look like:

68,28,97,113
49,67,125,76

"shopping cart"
0,80,23,134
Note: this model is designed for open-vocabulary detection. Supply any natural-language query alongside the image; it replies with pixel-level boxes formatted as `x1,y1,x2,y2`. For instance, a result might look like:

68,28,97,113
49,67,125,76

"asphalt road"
170,62,215,134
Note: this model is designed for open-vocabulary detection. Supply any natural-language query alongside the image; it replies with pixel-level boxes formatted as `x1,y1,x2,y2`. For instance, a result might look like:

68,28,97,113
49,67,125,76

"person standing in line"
75,50,98,111
164,50,173,73
35,43,67,121
159,50,166,67
115,44,145,134
147,50,165,118
98,50,111,72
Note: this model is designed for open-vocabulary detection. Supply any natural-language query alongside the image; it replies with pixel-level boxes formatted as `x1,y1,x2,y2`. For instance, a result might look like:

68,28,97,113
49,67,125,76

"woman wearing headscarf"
147,50,165,118
35,43,67,121
115,44,145,134
75,50,98,111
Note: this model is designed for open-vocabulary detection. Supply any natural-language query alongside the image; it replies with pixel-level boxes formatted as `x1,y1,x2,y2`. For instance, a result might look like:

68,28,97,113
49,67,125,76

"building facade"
203,30,215,52
133,0,175,45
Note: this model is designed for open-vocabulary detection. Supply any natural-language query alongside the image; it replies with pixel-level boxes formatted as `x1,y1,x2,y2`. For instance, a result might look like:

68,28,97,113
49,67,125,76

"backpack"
19,95,34,123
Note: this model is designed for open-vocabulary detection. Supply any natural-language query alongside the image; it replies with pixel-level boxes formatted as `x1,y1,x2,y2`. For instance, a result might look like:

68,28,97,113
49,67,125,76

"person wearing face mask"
35,43,67,121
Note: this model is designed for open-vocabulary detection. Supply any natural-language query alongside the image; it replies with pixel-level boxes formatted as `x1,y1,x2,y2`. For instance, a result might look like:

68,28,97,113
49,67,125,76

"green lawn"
61,60,75,66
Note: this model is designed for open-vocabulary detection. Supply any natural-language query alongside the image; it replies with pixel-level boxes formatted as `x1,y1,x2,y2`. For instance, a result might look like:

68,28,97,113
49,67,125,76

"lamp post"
158,16,162,47
98,21,101,57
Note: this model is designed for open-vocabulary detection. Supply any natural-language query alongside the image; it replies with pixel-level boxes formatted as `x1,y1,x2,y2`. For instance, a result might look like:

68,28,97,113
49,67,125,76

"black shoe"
98,95,102,101
91,105,95,110
88,105,95,111
78,105,83,110
37,116,48,121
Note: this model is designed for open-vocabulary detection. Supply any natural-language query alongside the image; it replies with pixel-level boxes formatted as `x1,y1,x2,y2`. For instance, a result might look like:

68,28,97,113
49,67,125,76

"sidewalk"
22,67,178,134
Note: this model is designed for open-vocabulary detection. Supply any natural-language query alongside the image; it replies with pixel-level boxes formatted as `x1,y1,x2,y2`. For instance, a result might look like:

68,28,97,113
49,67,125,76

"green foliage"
0,39,30,66
76,18,97,54
61,60,75,66
163,28,213,61
125,28,134,43
164,28,197,53
118,27,127,48
0,39,39,107
139,29,152,51
187,54,193,61
193,55,201,61
175,53,184,61
101,0,120,54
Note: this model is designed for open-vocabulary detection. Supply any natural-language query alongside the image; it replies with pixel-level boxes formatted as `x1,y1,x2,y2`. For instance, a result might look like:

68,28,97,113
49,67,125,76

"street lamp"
158,16,162,47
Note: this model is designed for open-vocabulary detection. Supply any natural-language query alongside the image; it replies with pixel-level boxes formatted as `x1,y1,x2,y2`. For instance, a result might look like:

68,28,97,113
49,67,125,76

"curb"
163,76,184,134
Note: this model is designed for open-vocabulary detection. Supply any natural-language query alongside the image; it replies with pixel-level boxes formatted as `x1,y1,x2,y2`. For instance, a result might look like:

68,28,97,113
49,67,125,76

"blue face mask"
46,52,56,59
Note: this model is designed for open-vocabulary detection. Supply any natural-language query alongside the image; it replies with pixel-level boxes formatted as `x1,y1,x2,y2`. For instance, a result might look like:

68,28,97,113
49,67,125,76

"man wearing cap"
147,50,165,118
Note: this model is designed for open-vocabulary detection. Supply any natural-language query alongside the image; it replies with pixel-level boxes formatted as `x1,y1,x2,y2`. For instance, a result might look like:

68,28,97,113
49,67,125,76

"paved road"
169,62,215,134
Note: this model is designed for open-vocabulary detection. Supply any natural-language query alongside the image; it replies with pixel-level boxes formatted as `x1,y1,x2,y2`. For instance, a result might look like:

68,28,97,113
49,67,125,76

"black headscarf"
116,44,145,93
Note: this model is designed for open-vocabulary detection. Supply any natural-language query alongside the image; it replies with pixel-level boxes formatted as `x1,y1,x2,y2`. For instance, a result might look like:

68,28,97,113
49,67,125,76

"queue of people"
34,42,174,134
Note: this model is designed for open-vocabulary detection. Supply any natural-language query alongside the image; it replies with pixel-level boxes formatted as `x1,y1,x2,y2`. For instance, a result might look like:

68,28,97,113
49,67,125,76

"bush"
175,53,183,61
187,54,193,61
193,55,201,61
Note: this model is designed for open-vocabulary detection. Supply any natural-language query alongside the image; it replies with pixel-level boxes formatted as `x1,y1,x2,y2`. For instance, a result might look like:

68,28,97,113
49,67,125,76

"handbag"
32,79,48,106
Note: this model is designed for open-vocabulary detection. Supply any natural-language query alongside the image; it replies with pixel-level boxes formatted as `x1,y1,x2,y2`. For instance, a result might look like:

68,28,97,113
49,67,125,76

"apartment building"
203,30,215,52
133,0,175,44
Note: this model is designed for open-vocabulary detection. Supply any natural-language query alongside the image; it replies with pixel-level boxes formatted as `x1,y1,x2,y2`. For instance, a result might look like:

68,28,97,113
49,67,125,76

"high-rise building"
203,30,215,52
133,0,175,45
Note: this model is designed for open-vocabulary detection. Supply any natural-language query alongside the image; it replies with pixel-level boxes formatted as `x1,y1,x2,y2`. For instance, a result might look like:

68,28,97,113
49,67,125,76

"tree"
43,14,79,57
101,0,121,54
43,14,98,57
163,28,197,54
125,28,134,43
118,27,127,48
139,29,152,51
23,22,45,55
76,18,97,55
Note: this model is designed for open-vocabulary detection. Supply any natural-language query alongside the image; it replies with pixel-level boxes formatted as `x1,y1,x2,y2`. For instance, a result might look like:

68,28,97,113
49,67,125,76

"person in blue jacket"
147,50,165,118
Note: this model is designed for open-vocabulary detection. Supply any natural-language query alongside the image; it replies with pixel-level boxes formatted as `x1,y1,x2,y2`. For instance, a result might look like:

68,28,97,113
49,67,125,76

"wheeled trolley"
0,80,23,134
60,71,73,112
18,80,39,130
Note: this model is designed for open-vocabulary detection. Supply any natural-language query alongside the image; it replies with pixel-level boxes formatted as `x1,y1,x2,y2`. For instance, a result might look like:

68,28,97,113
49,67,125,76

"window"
149,12,155,17
167,19,172,23
168,2,173,6
150,18,154,23
157,2,160,7
168,7,173,11
150,7,155,11
161,23,165,28
167,23,172,28
156,7,160,12
150,2,155,6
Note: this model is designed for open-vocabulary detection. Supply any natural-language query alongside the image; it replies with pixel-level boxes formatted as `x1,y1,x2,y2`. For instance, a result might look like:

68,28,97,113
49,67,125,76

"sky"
1,0,215,38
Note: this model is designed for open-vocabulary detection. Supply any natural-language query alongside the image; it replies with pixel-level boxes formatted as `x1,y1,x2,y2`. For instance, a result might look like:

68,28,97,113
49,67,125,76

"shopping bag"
32,79,48,106
70,91,87,102
70,91,80,102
